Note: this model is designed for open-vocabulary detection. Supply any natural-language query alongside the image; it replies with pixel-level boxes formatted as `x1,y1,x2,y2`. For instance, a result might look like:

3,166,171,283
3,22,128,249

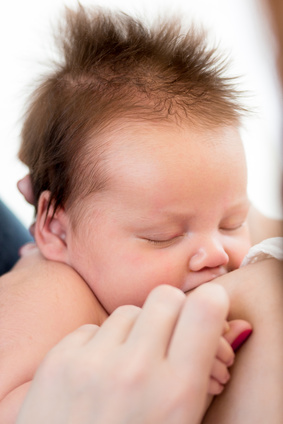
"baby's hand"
208,331,234,394
208,319,252,395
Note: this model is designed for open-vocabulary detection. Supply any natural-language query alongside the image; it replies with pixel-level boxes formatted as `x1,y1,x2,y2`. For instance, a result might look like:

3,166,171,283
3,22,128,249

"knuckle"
150,284,185,302
78,323,100,333
112,304,141,319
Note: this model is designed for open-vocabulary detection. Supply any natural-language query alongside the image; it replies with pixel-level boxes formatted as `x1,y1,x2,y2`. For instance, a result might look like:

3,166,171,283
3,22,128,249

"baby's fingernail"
231,329,253,352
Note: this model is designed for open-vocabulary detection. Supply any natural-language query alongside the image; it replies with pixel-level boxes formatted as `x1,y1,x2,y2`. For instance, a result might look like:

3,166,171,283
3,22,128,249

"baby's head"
19,6,251,313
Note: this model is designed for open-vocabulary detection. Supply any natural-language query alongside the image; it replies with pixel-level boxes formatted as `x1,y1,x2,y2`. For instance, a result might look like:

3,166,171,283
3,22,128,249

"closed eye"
144,235,183,247
220,221,246,232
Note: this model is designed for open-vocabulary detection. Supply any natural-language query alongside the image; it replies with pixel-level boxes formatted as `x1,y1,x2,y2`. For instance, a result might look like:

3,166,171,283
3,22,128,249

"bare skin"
0,252,108,423
0,249,246,423
3,254,281,424
16,284,231,424
3,180,282,423
204,258,283,424
1,251,282,423
9,0,283,419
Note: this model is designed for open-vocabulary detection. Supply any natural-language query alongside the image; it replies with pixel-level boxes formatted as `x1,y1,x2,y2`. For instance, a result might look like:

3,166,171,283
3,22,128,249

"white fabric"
241,237,283,267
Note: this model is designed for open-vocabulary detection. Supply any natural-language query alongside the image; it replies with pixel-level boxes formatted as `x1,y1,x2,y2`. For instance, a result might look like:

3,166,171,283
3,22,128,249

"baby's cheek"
128,251,180,286
150,258,185,289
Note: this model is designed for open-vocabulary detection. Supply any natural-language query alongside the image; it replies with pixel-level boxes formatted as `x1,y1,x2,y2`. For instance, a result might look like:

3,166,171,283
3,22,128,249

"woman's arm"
203,258,283,423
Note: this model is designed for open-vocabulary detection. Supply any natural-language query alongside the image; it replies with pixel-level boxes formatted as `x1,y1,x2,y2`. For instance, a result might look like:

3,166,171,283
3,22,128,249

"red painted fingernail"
231,329,252,352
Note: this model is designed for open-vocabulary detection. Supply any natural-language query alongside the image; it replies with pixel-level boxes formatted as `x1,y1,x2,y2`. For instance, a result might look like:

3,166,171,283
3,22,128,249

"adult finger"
86,304,141,351
44,324,100,355
168,283,229,379
126,285,186,358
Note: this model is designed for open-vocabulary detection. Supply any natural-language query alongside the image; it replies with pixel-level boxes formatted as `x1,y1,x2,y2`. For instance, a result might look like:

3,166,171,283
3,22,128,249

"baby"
0,5,257,422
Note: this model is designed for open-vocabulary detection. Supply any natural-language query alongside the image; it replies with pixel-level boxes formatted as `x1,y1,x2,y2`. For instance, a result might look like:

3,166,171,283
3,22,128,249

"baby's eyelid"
220,221,246,231
145,234,183,244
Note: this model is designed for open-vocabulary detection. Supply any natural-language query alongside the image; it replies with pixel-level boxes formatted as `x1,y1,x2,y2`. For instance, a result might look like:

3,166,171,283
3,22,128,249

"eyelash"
147,239,169,245
144,220,246,246
220,222,245,232
146,236,182,246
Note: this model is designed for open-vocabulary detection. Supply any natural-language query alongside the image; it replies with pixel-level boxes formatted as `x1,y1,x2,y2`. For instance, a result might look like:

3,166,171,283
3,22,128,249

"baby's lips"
231,329,253,352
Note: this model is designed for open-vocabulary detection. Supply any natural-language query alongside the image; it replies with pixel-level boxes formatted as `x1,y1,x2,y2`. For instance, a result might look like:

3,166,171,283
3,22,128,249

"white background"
0,0,282,228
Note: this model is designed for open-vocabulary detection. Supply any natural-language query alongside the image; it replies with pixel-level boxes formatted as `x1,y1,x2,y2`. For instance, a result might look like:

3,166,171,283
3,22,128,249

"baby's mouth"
183,266,227,293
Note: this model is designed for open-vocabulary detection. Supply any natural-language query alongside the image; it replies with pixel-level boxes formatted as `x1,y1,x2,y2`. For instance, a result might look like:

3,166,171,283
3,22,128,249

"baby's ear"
35,191,70,263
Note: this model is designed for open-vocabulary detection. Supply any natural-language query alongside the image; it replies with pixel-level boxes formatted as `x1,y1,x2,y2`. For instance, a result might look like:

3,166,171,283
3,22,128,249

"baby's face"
66,121,251,313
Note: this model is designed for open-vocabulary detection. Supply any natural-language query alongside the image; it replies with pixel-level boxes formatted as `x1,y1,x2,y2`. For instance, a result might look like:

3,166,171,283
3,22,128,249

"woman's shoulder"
1,249,108,328
0,250,108,400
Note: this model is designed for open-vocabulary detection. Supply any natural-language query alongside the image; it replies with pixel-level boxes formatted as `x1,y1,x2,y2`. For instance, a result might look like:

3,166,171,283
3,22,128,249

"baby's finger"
216,337,235,366
207,378,225,395
210,358,230,385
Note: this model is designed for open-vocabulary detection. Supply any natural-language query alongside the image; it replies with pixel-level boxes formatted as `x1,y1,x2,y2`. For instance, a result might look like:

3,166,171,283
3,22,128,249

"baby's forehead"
87,119,245,187
92,118,242,156
71,119,247,226
79,117,246,203
79,120,248,222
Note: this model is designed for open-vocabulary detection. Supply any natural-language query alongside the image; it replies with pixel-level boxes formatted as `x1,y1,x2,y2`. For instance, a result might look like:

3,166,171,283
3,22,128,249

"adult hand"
16,283,230,424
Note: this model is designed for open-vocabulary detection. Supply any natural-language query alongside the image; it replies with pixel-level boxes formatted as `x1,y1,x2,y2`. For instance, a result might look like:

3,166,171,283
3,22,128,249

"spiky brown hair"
19,4,246,216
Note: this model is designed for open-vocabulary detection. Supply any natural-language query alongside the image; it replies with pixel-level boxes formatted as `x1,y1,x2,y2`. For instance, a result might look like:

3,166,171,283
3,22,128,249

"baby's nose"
189,237,229,272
